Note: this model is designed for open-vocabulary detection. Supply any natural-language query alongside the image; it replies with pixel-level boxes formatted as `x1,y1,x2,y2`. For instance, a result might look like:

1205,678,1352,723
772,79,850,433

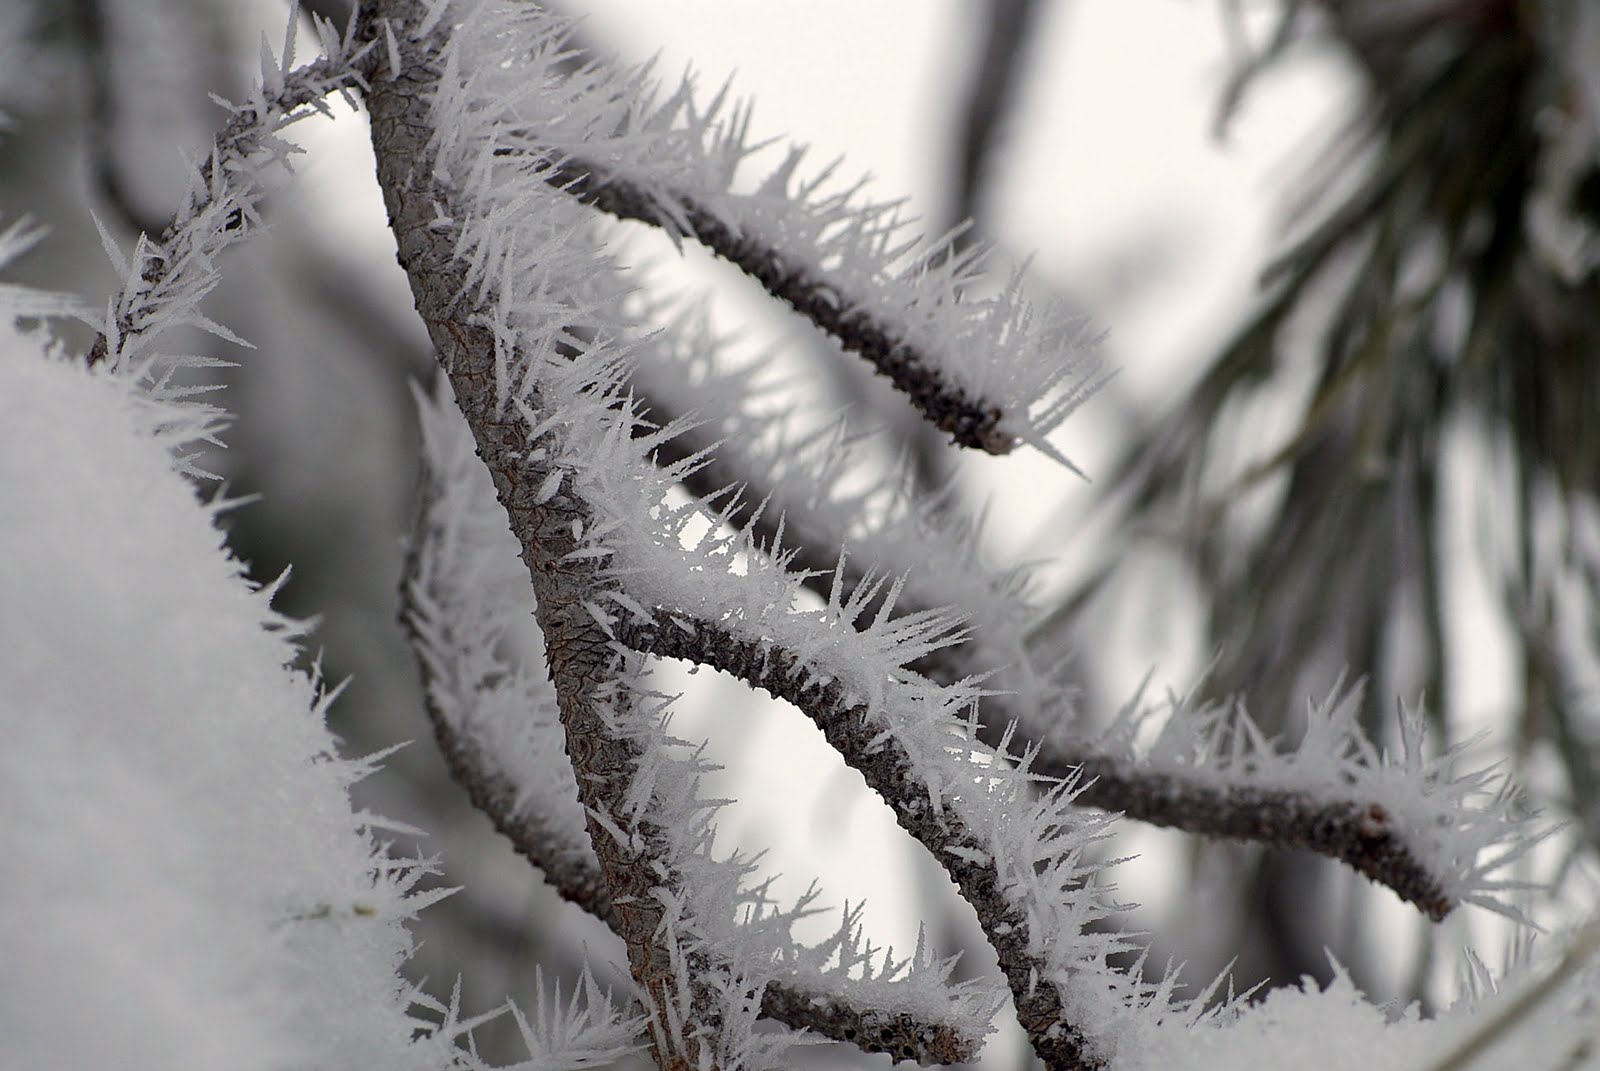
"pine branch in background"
1040,0,1600,992
1088,0,1600,771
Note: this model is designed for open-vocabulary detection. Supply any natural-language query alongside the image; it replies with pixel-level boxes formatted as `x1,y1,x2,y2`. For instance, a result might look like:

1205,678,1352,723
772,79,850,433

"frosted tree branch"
539,158,1021,453
631,417,837,605
1025,746,1452,917
362,14,736,1071
408,669,984,1065
611,609,1106,1071
349,6,1535,1065
621,319,1528,920
398,590,618,925
404,635,980,1065
9,0,1583,1067
1035,685,1542,923
85,21,378,372
438,12,1105,464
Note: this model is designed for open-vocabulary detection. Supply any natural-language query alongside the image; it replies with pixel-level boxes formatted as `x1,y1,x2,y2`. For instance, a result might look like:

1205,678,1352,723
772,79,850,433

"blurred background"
4,1,1599,1065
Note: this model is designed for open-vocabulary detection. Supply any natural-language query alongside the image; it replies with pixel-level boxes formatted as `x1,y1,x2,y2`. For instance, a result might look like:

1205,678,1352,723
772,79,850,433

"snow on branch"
605,603,1569,1071
13,0,1585,1066
399,383,614,923
624,304,1044,660
431,967,647,1071
608,606,1121,1070
399,376,993,1066
430,4,1106,461
0,255,455,1071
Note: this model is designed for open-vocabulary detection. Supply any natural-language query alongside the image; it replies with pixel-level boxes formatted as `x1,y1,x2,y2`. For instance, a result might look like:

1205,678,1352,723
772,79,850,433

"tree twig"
541,157,1018,454
613,609,1106,1071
